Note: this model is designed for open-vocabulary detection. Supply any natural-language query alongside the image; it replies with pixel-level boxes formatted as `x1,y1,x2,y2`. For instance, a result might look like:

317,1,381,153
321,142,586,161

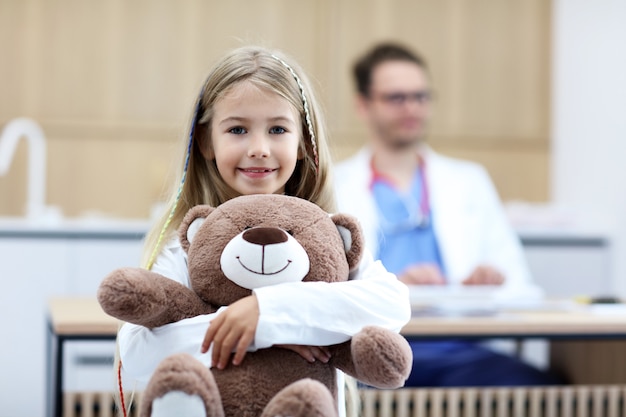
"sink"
0,117,52,220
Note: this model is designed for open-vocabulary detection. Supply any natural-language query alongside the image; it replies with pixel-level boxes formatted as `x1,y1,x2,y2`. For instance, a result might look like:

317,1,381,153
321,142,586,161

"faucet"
0,118,48,219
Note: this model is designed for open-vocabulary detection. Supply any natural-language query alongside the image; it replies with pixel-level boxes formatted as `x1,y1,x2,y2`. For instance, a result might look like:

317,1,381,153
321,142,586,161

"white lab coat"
333,146,542,300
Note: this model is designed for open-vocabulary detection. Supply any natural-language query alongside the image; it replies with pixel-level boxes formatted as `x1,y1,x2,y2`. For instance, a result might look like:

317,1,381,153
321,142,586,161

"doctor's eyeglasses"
369,90,433,107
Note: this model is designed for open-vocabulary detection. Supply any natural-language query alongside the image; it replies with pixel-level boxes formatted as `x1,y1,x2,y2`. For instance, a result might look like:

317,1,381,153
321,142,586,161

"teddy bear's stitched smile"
235,255,292,275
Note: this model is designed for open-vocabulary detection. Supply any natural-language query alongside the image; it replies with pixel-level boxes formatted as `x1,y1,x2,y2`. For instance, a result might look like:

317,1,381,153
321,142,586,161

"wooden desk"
49,297,119,335
47,297,119,417
402,308,626,339
47,298,626,417
401,306,626,385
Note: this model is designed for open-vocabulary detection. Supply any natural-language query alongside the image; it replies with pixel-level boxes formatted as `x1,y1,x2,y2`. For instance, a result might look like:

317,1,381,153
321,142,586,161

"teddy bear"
98,194,412,417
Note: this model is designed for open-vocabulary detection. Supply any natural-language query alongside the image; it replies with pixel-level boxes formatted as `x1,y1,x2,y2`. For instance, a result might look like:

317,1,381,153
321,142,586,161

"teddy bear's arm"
328,326,413,389
97,267,214,329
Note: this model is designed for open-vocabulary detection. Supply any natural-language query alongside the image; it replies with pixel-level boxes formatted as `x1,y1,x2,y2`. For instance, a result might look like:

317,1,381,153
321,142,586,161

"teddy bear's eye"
244,226,252,231
286,230,294,236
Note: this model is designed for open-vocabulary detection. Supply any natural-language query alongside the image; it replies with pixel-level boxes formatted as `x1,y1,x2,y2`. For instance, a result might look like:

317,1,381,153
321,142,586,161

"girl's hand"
398,264,445,285
275,344,331,363
462,265,505,285
201,294,260,370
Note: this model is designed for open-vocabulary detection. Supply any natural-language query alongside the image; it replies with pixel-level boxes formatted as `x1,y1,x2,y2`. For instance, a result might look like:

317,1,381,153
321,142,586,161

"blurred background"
1,1,625,415
1,0,552,219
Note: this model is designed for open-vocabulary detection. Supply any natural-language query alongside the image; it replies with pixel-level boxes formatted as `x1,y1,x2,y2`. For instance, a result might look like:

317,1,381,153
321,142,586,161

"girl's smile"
203,81,301,196
239,166,279,179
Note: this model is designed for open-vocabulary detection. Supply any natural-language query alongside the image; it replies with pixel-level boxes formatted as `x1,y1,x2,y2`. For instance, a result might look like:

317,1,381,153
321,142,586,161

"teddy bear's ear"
330,213,364,271
179,205,216,252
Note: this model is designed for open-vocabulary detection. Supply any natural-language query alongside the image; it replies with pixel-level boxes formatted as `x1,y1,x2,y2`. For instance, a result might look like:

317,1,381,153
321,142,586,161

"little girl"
117,45,411,416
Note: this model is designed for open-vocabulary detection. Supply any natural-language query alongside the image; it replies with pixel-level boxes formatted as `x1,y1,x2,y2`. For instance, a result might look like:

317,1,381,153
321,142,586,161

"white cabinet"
63,340,117,392
69,238,144,295
0,225,145,417
0,238,70,417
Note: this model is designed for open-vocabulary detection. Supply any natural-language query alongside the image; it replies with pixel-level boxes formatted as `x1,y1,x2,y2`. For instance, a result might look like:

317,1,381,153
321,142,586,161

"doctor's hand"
201,294,259,370
398,264,446,285
462,265,505,286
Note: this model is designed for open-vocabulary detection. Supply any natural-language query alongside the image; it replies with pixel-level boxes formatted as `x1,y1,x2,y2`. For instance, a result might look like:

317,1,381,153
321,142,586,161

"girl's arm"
118,305,262,383
119,241,410,380
253,249,411,348
205,249,410,370
119,314,213,383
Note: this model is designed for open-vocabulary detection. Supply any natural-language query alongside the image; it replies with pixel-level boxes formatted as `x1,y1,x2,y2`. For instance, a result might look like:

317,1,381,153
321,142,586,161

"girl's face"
205,81,302,196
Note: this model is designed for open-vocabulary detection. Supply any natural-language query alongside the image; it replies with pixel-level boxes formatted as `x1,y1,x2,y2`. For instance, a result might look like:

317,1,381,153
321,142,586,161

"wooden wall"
0,0,551,218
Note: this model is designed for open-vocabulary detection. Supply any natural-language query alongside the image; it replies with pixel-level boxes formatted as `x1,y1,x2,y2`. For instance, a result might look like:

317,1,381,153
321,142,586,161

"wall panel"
0,0,551,218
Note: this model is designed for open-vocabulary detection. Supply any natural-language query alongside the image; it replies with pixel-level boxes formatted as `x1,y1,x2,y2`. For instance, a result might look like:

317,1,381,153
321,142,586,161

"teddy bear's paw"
261,378,338,417
98,268,168,322
140,353,224,417
351,326,413,389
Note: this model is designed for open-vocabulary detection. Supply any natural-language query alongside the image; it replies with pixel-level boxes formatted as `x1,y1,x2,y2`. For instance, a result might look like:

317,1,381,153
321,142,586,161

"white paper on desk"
408,285,499,316
589,304,626,315
408,285,544,316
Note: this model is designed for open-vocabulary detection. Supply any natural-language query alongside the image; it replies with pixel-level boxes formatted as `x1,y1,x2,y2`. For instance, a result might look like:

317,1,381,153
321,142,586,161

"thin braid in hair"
271,54,319,170
144,99,199,270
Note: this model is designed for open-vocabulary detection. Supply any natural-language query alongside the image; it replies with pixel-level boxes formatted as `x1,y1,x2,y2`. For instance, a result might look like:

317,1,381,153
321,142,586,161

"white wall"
552,0,626,295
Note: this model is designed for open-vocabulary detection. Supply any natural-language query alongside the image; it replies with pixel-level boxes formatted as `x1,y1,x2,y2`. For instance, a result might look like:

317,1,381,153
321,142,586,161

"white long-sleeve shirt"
118,237,411,384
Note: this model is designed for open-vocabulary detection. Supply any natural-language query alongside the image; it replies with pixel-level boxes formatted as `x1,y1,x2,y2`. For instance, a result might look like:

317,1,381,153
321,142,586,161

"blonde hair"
142,45,335,268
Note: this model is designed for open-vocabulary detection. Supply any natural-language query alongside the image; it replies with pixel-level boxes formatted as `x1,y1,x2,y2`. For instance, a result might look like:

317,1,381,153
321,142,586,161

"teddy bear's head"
178,194,364,307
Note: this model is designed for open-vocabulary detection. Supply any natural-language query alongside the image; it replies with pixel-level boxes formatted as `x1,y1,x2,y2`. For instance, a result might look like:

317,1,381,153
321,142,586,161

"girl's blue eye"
229,127,246,135
269,126,286,134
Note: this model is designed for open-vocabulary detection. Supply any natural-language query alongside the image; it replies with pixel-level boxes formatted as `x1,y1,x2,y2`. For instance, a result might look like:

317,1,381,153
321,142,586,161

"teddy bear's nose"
242,227,288,245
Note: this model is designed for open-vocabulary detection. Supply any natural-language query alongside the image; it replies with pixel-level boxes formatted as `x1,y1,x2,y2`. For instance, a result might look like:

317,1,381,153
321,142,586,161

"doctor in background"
334,42,561,387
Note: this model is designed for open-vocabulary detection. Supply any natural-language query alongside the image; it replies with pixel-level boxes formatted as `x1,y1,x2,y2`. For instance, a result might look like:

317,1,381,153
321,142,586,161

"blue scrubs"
372,168,443,275
371,167,561,387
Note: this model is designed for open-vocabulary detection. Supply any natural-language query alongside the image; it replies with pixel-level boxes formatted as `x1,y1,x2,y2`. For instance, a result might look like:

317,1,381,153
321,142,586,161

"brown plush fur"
98,194,412,417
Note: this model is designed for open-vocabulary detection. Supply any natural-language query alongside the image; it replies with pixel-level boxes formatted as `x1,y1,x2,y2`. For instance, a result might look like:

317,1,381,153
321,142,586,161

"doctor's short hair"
352,42,429,97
